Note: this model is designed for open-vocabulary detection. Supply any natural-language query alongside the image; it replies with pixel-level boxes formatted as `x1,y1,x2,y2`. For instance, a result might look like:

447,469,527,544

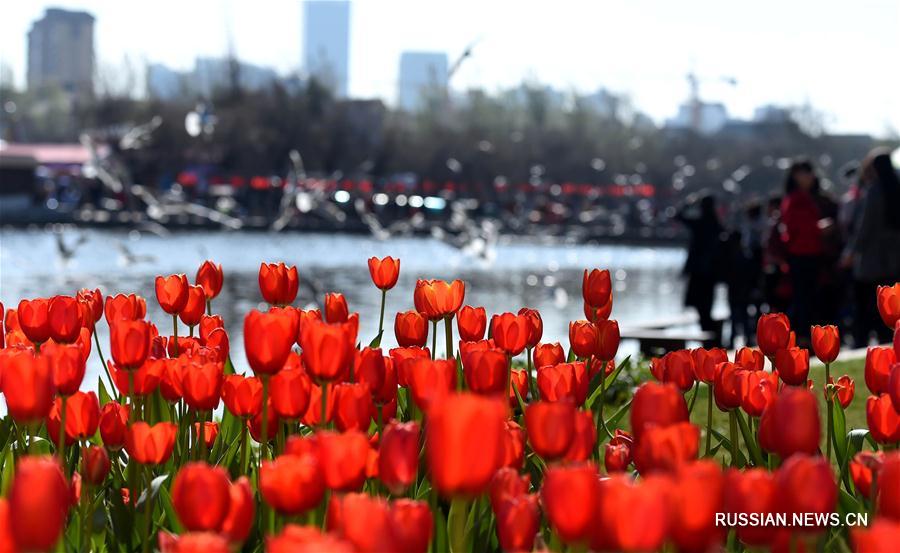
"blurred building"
666,101,729,135
303,0,350,97
147,59,279,99
397,52,448,111
27,8,95,99
147,64,189,99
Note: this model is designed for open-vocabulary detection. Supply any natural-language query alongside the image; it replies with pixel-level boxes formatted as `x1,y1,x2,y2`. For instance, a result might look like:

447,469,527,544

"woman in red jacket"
778,160,825,344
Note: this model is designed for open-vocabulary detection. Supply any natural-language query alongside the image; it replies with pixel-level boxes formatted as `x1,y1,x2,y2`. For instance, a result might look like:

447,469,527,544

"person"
676,192,725,336
727,201,766,347
842,148,900,346
778,160,826,344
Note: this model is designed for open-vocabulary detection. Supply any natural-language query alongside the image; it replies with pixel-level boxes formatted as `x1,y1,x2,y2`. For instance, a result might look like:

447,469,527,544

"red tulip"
99,401,129,449
48,391,100,444
853,520,900,553
517,307,543,349
182,361,223,411
757,313,791,357
758,387,820,458
354,347,385,393
81,445,110,485
243,309,295,376
691,347,729,383
582,268,612,308
563,409,597,462
394,310,428,348
17,298,51,343
542,463,598,544
0,349,55,422
389,499,433,553
740,369,778,417
830,375,855,409
509,368,528,407
221,477,254,544
593,474,670,552
110,319,152,369
866,394,900,444
76,288,103,326
367,256,400,290
495,494,540,553
877,283,900,328
714,361,744,410
426,393,506,497
413,279,465,320
266,525,353,552
378,421,420,494
667,461,724,553
633,422,700,474
775,347,810,386
259,262,299,305
299,318,355,382
222,374,263,418
568,320,598,359
301,383,335,427
533,342,565,368
333,382,374,432
584,295,613,322
110,359,162,397
270,366,312,419
48,295,83,343
324,292,349,323
195,260,224,300
735,346,765,371
125,422,177,465
630,381,688,441
156,274,190,314
490,312,529,356
172,462,231,531
877,452,900,519
865,346,895,395
501,420,526,470
849,451,883,499
462,347,507,396
604,436,632,473
723,468,778,546
774,454,837,530
260,453,325,515
43,341,87,395
104,293,147,324
489,467,530,513
326,493,395,552
525,400,576,460
318,430,369,492
537,362,579,404
193,421,219,449
595,319,620,361
407,358,457,412
158,358,186,402
655,349,696,391
8,456,70,552
456,305,487,342
178,285,206,327
811,325,840,363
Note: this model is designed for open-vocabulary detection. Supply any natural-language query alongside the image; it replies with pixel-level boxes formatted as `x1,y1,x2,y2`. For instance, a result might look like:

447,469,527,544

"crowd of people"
678,147,900,349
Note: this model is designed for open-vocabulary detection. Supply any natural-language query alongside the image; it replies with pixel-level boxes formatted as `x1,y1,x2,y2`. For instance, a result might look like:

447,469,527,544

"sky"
1,0,898,135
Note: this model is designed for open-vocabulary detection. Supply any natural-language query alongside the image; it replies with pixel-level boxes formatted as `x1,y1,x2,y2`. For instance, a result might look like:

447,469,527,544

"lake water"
0,228,705,386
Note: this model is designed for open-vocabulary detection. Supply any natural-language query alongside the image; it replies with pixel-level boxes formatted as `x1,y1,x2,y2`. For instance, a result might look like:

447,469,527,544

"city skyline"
1,0,898,135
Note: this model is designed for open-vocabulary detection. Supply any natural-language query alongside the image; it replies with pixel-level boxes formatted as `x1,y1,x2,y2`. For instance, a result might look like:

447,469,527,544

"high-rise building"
27,8,95,99
303,0,350,97
397,51,448,111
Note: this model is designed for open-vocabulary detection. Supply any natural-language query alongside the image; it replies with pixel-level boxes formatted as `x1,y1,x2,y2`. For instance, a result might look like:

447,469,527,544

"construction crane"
687,71,738,132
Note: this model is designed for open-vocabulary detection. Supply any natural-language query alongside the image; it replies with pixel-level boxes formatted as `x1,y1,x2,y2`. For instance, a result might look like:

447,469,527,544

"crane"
686,72,738,132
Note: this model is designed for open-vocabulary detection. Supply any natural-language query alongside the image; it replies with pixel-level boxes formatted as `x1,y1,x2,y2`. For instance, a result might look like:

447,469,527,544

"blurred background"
1,1,899,366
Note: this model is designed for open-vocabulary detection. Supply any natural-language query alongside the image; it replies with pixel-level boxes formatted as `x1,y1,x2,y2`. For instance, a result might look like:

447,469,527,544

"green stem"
206,299,212,315
261,376,270,460
57,395,68,466
239,422,249,478
172,314,179,357
127,370,135,419
141,465,152,553
729,410,740,467
597,359,614,440
93,330,118,400
705,384,714,456
687,380,700,414
377,289,387,337
825,362,833,463
199,411,207,461
448,498,471,553
444,315,454,360
431,321,438,359
526,348,535,400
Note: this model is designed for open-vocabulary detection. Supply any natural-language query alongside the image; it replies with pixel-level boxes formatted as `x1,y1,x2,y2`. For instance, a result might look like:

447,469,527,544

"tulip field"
1,257,900,552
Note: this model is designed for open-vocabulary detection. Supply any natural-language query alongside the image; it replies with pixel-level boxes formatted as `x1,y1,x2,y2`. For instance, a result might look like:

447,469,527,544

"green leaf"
585,356,630,411
369,330,383,349
734,410,765,467
158,486,185,534
604,398,633,431
709,427,747,467
604,355,630,390
98,376,112,406
566,347,576,363
224,355,235,376
512,383,528,417
135,474,170,511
